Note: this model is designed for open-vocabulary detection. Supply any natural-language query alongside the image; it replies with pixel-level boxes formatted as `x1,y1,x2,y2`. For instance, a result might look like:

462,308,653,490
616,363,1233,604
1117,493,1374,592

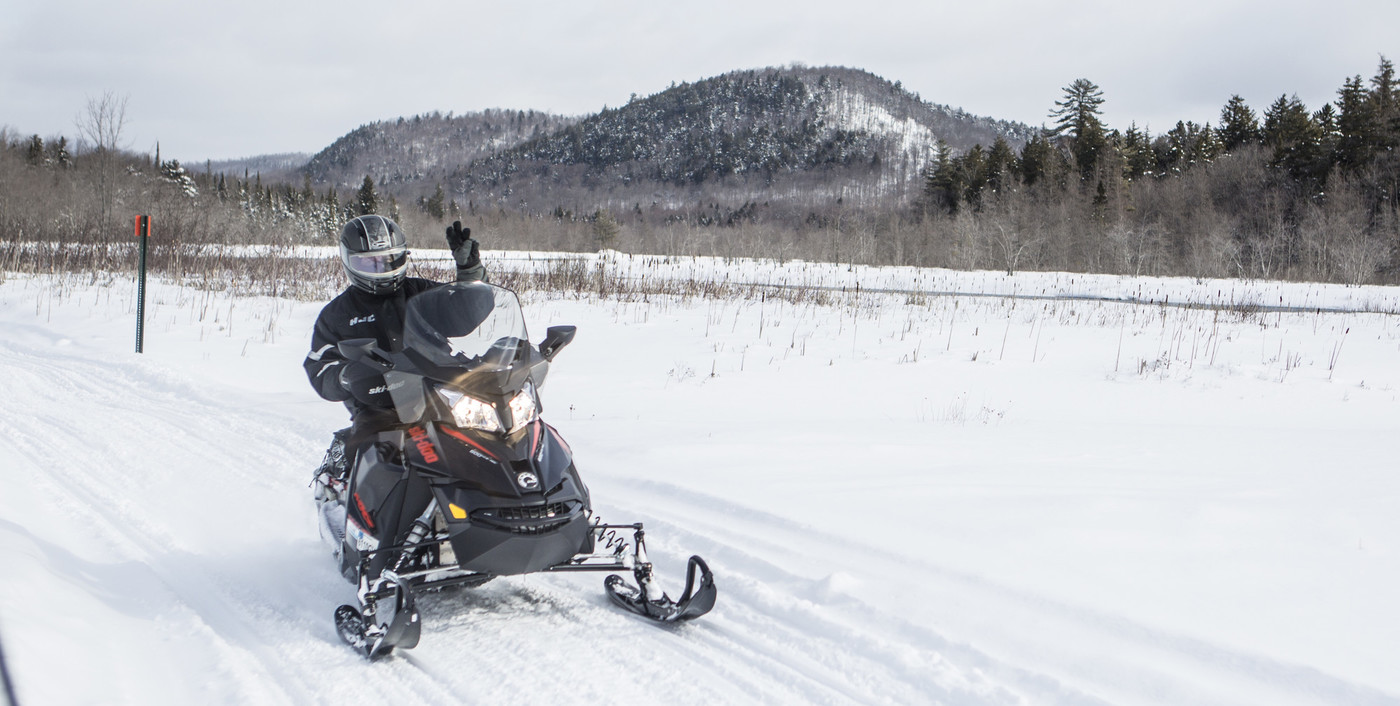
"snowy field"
1,254,1398,705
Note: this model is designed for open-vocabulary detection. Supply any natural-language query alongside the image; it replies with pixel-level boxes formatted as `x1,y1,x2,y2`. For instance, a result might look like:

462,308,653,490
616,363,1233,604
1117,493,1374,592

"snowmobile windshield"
402,282,529,373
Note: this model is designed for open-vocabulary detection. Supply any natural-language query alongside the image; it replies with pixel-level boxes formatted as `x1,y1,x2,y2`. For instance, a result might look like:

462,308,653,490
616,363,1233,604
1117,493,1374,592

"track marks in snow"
2,324,1008,706
601,478,1399,706
7,292,1396,705
0,330,454,705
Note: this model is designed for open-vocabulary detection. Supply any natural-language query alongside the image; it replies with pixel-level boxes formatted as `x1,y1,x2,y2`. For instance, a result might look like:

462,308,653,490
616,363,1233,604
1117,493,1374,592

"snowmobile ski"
605,555,717,623
334,573,421,660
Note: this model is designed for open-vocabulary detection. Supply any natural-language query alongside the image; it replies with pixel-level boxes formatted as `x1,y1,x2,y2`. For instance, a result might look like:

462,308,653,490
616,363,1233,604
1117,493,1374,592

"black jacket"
304,252,485,407
302,277,444,404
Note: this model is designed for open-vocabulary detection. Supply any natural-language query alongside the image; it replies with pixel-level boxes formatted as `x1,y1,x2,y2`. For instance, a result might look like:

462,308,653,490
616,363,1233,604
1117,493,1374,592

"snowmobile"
313,281,716,659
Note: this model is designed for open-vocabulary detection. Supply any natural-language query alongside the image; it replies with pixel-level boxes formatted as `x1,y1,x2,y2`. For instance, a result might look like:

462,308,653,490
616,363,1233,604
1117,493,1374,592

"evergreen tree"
1157,124,1185,174
1019,132,1055,188
1262,94,1324,181
355,175,378,215
1049,78,1108,181
1092,179,1109,221
1369,56,1399,149
959,144,990,209
1336,75,1377,168
24,135,44,165
424,184,446,220
1313,104,1340,165
1158,121,1222,173
1121,123,1155,180
592,209,620,249
986,137,1016,193
159,159,199,197
1198,125,1224,163
48,136,71,168
923,140,960,213
1219,95,1262,151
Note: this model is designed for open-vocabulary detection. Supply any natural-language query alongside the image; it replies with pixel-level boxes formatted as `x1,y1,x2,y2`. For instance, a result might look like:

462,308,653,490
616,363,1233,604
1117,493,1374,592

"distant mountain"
205,152,311,181
298,66,1036,218
303,109,580,192
447,66,1035,214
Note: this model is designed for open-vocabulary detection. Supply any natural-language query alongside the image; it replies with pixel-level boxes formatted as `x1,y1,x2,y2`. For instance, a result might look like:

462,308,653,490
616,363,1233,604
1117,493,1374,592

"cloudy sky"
4,0,1397,163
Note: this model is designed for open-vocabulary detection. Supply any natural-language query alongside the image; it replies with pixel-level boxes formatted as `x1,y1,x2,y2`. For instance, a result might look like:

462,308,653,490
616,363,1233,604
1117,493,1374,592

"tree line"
3,60,1399,287
920,58,1399,283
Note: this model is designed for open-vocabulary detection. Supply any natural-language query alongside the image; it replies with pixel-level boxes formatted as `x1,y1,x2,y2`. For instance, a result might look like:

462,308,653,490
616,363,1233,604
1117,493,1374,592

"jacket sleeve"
455,261,486,283
304,308,353,402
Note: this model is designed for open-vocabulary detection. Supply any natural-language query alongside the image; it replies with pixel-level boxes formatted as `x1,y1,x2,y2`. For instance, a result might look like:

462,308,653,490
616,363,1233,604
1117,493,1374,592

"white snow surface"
1,257,1398,705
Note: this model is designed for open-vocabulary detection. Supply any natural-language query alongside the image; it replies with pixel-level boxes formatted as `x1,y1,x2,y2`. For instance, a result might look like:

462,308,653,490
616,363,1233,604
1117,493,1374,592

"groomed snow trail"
2,272,1397,705
0,283,1025,705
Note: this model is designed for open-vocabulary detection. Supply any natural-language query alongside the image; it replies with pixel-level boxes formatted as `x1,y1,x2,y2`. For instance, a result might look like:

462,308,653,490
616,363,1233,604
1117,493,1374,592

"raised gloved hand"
338,361,392,408
446,221,480,270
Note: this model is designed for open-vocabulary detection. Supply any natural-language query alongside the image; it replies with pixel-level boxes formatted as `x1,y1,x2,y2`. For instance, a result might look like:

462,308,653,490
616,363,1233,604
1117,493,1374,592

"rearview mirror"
337,338,391,370
538,325,577,362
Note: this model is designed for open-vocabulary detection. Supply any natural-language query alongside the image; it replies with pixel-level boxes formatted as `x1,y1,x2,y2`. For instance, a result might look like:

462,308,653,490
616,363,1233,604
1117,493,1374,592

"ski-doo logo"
367,380,403,396
516,471,540,490
349,315,375,326
408,426,440,463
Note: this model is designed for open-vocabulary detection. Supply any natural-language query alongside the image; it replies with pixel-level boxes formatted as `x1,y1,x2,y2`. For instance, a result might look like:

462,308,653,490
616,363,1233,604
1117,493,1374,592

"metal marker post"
135,215,150,353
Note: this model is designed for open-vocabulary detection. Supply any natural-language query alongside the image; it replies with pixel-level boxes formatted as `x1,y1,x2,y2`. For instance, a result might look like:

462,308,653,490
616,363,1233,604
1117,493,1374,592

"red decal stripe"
529,421,542,457
440,426,498,460
549,425,572,456
353,492,375,532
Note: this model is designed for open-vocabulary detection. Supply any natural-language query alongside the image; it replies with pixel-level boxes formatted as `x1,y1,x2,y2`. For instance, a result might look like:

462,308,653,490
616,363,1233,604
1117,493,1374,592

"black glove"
446,221,480,269
338,362,392,408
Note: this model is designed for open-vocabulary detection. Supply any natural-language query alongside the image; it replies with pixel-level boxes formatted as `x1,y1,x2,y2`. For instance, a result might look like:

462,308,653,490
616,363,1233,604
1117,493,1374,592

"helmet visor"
347,248,407,275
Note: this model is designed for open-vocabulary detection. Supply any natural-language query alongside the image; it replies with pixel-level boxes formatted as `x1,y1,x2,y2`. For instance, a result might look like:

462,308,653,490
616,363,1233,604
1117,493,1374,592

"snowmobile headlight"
437,387,504,434
506,380,539,433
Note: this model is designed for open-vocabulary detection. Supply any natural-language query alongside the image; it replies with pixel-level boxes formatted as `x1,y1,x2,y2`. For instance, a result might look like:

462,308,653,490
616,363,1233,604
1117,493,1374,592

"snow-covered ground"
1,257,1397,705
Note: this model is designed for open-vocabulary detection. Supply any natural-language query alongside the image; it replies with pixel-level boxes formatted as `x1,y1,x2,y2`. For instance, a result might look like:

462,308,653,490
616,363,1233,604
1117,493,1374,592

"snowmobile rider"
304,215,486,486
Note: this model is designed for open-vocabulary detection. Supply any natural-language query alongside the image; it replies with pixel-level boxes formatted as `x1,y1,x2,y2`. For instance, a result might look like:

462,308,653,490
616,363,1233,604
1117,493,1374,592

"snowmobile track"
602,477,1400,706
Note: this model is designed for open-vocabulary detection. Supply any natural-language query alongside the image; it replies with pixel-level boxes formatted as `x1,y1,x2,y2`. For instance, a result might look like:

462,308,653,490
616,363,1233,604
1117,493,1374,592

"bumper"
446,511,592,575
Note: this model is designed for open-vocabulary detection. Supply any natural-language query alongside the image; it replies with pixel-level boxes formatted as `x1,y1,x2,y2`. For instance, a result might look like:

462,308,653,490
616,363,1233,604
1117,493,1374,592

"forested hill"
288,66,1033,215
204,152,311,183
303,109,581,192
445,66,1034,212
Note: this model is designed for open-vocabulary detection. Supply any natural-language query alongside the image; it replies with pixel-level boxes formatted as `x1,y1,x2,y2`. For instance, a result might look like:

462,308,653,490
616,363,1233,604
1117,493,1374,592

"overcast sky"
4,0,1398,163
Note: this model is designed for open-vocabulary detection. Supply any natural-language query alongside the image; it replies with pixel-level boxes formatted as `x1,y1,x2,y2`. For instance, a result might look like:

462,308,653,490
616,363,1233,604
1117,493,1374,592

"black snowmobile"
313,281,716,659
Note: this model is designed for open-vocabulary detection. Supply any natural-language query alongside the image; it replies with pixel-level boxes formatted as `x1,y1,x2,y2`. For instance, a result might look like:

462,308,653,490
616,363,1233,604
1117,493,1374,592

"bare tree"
75,90,129,237
1308,179,1386,285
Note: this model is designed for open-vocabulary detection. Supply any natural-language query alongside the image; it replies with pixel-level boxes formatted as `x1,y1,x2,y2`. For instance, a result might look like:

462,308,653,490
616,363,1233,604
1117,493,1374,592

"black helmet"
339,215,408,294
